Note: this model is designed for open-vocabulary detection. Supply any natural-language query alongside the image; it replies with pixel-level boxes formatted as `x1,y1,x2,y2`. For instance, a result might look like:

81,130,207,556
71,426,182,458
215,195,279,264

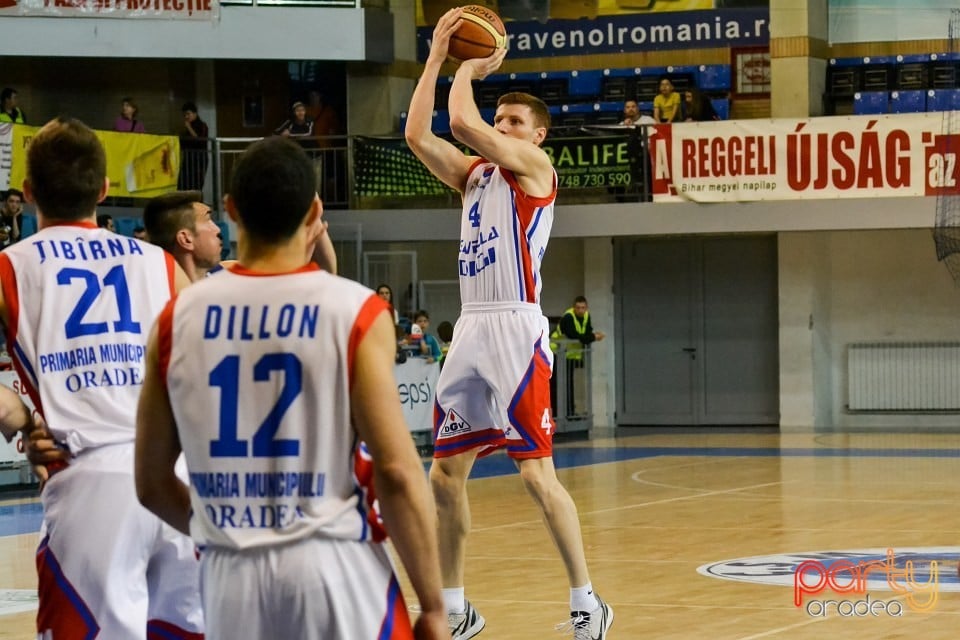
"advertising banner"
396,357,439,433
0,0,218,20
649,114,960,202
6,125,180,199
417,7,769,60
355,132,638,196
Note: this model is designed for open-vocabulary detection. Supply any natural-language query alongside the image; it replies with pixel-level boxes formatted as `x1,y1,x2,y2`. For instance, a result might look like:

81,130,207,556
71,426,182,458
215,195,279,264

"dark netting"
934,9,960,283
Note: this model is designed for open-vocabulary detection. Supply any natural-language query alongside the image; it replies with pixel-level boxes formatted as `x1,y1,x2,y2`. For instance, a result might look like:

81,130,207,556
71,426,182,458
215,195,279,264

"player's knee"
429,463,465,505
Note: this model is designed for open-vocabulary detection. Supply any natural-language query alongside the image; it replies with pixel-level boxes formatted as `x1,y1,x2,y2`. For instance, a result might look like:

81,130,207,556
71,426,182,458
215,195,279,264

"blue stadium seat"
114,217,142,238
216,221,231,261
889,90,926,113
431,110,451,135
568,69,603,99
698,65,732,91
20,214,37,239
710,98,730,120
853,91,889,114
927,89,960,112
561,102,600,115
829,57,864,68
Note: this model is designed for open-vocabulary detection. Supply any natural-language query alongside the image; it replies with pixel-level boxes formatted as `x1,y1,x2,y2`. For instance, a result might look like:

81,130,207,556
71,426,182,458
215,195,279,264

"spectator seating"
825,53,960,115
927,88,960,112
404,63,734,134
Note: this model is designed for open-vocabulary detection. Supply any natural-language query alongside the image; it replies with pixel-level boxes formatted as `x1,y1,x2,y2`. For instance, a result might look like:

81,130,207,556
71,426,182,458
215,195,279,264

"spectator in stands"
0,88,25,124
436,320,454,369
412,310,443,363
133,225,147,241
653,77,681,124
114,97,146,133
376,283,401,325
0,188,23,248
178,102,210,192
96,214,114,231
305,90,341,147
682,89,719,122
621,99,656,126
274,101,314,142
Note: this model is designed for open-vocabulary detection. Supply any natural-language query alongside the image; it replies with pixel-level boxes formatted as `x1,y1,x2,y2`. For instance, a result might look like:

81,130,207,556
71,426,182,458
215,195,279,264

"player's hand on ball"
462,46,506,80
428,7,462,64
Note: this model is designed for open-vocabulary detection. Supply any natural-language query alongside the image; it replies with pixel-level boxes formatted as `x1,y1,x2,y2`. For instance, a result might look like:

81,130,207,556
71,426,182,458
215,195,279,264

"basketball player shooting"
405,8,613,640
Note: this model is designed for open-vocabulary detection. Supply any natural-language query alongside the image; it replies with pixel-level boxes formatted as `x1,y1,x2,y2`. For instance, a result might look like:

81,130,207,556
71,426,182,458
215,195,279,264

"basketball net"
933,8,960,284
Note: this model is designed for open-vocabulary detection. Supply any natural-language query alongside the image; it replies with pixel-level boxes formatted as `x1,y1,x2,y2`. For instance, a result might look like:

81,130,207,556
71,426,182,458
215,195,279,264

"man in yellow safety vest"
551,296,604,417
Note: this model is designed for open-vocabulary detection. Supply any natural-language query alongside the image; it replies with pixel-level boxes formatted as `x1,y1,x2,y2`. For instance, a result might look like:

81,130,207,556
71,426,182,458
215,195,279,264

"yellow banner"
9,125,180,199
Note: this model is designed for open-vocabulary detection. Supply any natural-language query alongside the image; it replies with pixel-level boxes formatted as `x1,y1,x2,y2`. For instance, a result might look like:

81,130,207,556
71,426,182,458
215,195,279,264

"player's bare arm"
405,7,476,193
448,51,555,198
135,319,191,536
351,310,449,639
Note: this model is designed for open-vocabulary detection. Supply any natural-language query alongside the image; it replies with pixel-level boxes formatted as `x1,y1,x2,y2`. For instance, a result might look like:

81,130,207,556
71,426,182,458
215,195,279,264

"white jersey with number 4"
458,158,556,306
158,263,388,551
0,222,176,454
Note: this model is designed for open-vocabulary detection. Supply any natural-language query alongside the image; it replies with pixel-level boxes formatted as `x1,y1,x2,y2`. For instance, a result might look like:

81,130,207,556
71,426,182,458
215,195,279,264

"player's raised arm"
350,310,448,639
135,314,191,536
305,195,337,274
405,8,476,193
448,52,554,197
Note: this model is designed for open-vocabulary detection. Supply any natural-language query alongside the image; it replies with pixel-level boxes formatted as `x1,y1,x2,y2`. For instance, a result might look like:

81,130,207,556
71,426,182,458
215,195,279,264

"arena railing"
210,126,652,212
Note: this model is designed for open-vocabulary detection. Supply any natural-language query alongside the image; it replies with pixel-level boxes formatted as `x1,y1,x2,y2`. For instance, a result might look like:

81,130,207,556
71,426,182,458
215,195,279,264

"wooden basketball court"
2,430,960,638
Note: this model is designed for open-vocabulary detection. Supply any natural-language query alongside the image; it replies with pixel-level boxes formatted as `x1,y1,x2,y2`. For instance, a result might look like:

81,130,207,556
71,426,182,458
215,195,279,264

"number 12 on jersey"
209,352,303,458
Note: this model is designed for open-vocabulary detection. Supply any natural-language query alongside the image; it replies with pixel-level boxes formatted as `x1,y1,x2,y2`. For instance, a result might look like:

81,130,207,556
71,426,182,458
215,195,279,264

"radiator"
847,342,960,411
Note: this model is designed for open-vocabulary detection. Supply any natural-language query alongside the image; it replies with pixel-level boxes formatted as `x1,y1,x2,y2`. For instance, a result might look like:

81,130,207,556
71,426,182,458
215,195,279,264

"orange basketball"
448,5,506,62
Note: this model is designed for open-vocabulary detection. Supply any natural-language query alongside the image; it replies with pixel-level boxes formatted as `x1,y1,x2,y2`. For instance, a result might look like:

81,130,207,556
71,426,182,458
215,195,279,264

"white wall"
345,223,960,432
0,7,392,61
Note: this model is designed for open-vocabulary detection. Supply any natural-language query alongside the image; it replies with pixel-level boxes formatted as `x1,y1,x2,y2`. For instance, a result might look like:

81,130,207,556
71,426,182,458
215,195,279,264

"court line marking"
471,480,784,532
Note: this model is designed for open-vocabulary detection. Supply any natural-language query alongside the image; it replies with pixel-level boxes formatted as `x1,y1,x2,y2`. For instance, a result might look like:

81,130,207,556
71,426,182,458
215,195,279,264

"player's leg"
431,313,496,639
430,449,480,588
36,447,153,639
490,312,613,637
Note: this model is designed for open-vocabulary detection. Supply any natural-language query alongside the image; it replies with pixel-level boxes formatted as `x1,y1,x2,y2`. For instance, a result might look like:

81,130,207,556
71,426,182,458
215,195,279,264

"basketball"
448,5,506,62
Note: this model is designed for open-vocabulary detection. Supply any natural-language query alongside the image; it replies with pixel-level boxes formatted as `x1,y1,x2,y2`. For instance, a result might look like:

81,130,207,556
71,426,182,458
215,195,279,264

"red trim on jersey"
157,298,176,390
226,262,320,277
347,295,390,388
42,220,98,230
0,253,18,358
164,251,177,297
463,157,487,191
0,253,43,416
499,168,556,301
499,167,557,213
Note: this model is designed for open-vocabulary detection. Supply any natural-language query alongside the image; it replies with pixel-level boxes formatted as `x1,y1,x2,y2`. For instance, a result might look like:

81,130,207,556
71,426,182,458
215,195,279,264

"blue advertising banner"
416,8,769,61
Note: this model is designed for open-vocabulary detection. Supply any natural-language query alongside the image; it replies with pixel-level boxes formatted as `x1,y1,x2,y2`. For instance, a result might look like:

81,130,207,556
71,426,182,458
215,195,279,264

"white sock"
443,587,466,614
570,583,599,612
